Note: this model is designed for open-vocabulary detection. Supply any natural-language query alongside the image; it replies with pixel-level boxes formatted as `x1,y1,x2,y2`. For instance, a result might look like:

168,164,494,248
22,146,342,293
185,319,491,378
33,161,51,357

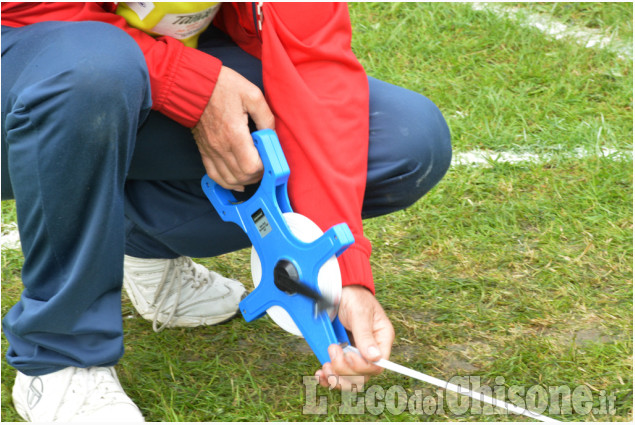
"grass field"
1,2,632,422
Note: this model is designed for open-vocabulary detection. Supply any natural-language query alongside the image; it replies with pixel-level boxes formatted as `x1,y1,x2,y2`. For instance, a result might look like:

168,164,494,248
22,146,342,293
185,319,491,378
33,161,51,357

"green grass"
2,2,632,422
511,2,634,40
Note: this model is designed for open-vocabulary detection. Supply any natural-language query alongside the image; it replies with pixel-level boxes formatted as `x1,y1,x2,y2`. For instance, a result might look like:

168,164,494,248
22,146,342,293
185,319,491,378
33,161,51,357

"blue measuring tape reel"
201,129,354,365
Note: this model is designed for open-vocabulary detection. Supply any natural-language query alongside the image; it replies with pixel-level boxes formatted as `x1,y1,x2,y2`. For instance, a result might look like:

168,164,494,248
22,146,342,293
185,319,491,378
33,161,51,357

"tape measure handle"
200,175,242,227
201,129,292,226
252,129,292,214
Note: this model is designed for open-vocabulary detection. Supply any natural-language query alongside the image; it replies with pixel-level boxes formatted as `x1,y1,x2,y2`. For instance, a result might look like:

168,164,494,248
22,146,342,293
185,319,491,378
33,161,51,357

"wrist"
342,284,373,295
338,244,375,294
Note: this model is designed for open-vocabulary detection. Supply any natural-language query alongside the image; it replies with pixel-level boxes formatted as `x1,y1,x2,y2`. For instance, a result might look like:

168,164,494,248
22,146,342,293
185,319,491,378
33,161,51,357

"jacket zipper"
252,2,263,41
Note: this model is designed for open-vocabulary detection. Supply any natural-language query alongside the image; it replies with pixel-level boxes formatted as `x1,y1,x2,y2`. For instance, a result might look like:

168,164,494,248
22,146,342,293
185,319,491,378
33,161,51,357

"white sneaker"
12,366,144,422
123,256,246,332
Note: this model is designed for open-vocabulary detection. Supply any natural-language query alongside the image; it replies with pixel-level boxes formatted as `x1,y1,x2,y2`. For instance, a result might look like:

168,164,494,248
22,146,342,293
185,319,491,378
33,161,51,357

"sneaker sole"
140,308,241,329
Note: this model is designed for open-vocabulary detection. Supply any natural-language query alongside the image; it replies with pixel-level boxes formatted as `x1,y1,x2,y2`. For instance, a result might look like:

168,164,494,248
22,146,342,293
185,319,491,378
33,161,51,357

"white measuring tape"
345,345,560,422
250,213,559,422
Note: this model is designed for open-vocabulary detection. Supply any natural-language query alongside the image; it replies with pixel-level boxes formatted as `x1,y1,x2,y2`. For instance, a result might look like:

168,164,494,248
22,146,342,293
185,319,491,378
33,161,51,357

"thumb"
350,316,382,363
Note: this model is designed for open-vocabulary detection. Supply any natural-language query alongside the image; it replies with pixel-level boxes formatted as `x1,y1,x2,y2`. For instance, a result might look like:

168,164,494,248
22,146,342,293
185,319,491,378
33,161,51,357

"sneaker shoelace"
151,258,214,332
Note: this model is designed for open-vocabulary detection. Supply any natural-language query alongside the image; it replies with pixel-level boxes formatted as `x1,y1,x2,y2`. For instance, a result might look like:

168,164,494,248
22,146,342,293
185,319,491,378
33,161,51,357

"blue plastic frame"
201,129,354,364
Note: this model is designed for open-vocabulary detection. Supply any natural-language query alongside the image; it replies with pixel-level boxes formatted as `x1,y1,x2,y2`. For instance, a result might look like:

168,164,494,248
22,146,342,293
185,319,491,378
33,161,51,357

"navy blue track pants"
1,22,451,375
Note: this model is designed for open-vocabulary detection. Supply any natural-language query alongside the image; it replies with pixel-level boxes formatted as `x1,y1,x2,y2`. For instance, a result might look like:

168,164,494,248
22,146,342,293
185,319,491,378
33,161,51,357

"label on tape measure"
251,209,272,238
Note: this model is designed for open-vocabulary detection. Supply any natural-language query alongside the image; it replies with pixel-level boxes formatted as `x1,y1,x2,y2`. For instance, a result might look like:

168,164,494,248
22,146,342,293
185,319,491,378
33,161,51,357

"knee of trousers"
3,21,151,154
59,21,150,104
374,97,452,212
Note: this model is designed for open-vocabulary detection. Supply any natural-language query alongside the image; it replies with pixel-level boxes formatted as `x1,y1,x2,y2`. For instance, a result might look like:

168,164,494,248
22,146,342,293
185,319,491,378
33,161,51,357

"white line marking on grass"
452,146,631,167
471,2,633,60
0,148,631,252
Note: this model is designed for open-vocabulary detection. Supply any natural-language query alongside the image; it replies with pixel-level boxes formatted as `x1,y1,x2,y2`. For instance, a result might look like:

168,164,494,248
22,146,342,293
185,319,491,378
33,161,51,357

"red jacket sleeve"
260,3,374,293
0,2,219,127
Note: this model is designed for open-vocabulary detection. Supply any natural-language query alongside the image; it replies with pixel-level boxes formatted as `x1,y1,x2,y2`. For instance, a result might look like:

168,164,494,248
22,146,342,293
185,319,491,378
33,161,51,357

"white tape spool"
250,212,342,336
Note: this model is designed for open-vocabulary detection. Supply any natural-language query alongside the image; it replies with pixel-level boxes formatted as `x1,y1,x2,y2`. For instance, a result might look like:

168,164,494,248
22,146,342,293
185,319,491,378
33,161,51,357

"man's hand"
192,66,275,192
314,285,395,390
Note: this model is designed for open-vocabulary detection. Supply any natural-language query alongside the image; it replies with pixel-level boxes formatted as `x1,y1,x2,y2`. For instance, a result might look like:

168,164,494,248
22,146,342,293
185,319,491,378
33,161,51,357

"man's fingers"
319,361,361,392
200,127,261,191
328,344,381,382
345,351,383,375
194,65,272,190
202,155,246,192
243,86,275,131
231,134,264,181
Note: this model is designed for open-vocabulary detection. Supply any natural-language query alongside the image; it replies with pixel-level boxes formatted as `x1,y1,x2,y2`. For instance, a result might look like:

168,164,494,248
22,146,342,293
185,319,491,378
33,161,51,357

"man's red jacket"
1,2,374,293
